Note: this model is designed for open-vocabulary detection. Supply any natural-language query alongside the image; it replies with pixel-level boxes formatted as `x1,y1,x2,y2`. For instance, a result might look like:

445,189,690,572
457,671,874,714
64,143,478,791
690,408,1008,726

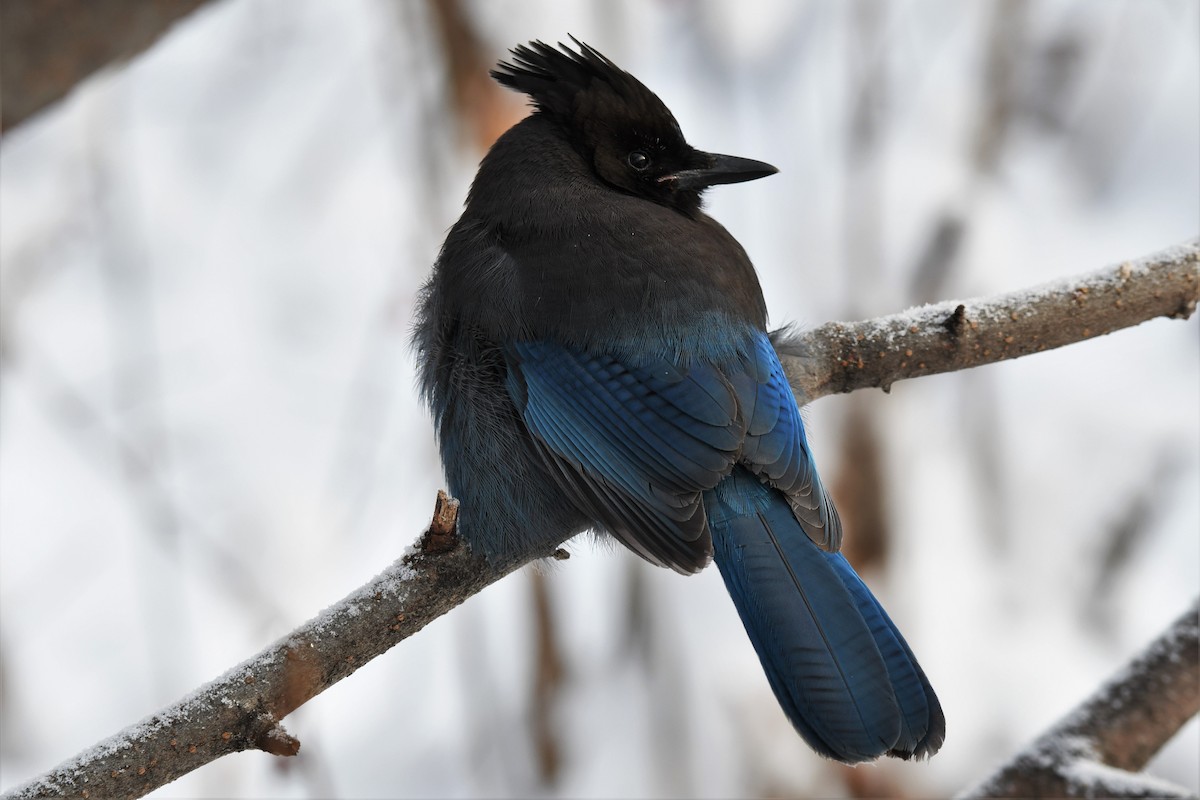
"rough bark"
775,239,1199,403
3,494,539,800
959,599,1200,799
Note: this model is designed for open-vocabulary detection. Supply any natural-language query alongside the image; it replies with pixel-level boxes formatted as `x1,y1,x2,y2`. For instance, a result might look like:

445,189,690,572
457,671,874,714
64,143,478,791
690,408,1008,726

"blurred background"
1,1,1197,797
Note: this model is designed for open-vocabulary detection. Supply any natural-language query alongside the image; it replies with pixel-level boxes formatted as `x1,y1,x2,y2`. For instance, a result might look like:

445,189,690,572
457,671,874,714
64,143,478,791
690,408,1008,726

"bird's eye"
627,151,651,170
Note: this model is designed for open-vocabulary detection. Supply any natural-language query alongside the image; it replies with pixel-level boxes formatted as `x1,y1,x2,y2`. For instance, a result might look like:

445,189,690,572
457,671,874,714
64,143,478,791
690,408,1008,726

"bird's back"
450,116,770,363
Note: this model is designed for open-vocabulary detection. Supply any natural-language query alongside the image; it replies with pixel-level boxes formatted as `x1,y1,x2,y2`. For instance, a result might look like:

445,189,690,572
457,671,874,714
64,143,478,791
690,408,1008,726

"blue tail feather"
825,552,945,759
706,467,945,763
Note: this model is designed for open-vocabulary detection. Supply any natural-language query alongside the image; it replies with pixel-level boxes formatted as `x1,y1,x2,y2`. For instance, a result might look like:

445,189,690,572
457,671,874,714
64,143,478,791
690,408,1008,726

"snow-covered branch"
3,494,538,800
776,239,1199,402
960,598,1199,799
3,241,1197,800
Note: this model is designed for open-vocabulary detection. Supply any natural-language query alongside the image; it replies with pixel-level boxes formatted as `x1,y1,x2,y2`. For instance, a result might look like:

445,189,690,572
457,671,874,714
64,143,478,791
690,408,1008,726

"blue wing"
736,333,841,551
506,332,840,573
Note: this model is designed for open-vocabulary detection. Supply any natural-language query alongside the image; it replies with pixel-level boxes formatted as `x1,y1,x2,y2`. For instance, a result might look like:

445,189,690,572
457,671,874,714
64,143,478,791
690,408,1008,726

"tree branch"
959,598,1200,799
0,0,213,133
3,494,541,800
775,239,1199,403
3,241,1197,800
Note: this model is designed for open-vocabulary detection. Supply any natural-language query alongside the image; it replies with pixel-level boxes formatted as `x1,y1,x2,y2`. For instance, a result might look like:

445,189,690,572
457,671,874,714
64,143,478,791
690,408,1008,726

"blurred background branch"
0,0,213,133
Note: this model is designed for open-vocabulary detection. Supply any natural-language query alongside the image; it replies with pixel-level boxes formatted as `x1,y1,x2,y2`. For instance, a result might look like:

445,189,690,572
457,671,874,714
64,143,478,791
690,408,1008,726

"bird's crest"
491,37,681,138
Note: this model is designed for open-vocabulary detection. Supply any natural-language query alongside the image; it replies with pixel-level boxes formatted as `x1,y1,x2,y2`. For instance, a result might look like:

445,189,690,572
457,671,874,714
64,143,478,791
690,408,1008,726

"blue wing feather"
506,332,840,569
506,332,942,762
508,340,748,570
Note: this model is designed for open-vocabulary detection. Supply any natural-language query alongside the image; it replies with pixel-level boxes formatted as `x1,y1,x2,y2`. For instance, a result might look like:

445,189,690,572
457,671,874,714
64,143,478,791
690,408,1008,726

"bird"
413,38,945,763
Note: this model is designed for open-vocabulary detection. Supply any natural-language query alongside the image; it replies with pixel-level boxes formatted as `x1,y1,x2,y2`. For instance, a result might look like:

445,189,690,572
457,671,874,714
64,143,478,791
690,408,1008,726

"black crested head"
491,37,675,134
492,37,777,216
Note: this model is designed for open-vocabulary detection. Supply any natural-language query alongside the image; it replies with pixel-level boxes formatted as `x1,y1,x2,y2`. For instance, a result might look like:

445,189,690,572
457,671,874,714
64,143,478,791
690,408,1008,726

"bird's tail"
705,467,945,763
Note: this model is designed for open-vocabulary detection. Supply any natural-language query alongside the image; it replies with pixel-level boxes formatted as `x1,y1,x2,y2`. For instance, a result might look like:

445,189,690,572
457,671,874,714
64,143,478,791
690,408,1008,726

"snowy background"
1,1,1197,797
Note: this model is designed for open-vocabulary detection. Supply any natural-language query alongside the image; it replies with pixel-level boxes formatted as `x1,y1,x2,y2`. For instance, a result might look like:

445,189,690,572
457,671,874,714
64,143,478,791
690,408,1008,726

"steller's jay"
414,39,944,763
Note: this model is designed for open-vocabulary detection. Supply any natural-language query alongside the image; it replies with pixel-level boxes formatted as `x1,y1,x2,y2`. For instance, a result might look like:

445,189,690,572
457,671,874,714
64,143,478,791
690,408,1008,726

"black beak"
665,151,778,191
